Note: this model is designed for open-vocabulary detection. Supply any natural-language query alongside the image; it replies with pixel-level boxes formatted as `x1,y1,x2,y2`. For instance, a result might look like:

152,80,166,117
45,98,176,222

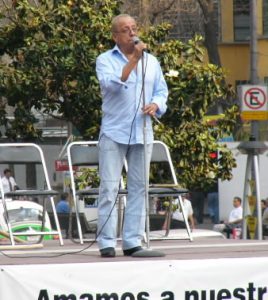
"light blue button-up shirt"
96,45,168,145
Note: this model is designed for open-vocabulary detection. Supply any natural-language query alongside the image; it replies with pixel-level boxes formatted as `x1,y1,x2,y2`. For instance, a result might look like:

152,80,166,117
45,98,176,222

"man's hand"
142,103,158,116
133,40,147,60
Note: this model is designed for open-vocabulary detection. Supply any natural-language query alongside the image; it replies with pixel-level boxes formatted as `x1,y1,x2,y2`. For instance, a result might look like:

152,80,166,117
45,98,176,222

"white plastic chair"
0,143,63,246
149,141,193,241
67,141,127,244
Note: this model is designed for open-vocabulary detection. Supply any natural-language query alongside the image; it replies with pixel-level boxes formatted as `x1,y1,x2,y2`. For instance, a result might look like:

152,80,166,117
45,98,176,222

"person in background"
1,168,19,194
96,14,168,257
213,196,243,238
262,199,268,225
56,192,70,214
261,199,267,216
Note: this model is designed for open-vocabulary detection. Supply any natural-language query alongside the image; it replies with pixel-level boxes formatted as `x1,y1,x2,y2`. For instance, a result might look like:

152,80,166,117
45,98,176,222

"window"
263,0,268,36
233,0,250,41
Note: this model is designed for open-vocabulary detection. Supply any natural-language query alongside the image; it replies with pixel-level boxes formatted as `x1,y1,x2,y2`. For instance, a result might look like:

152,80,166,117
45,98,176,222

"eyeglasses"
115,27,138,35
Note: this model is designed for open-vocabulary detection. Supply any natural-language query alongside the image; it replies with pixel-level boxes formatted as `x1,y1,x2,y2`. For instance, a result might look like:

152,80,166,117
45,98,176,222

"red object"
209,152,218,159
232,228,241,239
55,160,77,171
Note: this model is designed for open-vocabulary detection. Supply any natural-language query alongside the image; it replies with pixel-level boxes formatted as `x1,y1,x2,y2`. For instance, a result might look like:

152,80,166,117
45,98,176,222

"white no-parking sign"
238,85,268,120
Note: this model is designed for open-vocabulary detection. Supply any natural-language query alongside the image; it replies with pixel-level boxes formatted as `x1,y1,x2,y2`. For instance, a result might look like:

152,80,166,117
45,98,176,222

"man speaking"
96,14,168,257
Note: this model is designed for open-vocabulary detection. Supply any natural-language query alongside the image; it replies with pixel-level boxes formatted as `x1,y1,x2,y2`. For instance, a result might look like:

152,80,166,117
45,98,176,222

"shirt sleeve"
263,208,268,224
10,177,17,186
238,207,243,219
151,60,168,117
96,53,127,94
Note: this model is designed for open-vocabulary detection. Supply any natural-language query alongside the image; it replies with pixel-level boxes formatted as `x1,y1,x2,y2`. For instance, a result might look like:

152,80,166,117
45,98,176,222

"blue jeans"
97,135,152,250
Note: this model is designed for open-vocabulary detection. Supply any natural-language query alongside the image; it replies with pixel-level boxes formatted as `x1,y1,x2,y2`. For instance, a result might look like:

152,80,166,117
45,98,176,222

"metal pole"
132,54,165,257
250,0,259,139
249,1,262,239
253,154,262,239
141,52,150,249
242,155,251,239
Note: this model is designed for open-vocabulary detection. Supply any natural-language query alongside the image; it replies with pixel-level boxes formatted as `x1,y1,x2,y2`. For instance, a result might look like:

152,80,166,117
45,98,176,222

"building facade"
219,0,268,87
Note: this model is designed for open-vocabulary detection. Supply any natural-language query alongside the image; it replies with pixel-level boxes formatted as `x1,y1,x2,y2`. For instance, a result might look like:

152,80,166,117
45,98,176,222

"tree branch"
150,0,177,23
196,0,211,22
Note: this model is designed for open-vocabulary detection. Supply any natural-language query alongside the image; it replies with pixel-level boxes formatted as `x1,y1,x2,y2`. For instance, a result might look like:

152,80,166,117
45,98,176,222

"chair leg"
164,198,173,237
36,197,46,244
49,196,64,246
73,198,84,244
178,196,193,241
1,198,15,246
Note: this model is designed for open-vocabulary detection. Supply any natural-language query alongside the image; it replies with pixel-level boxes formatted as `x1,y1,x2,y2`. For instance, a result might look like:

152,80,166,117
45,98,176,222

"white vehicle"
0,200,53,241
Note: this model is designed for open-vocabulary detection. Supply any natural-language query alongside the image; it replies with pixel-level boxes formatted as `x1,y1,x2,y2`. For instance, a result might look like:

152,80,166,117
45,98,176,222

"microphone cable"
0,51,150,259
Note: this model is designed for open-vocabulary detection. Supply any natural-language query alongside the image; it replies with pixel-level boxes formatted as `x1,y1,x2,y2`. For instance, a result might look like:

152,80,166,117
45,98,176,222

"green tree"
144,30,239,190
0,0,120,139
0,0,239,189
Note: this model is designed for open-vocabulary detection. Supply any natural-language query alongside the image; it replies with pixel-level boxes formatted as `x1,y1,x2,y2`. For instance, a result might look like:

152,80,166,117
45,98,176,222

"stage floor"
1,229,268,265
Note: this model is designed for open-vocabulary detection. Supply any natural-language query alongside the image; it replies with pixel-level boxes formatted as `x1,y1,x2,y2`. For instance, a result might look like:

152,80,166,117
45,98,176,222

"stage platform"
1,229,268,299
1,231,268,264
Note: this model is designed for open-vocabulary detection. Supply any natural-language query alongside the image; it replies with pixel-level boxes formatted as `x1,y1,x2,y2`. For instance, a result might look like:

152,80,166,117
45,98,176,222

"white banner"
0,257,268,299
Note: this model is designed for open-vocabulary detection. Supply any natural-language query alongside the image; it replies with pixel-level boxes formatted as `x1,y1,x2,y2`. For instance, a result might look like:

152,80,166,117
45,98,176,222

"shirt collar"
112,44,131,62
112,44,122,55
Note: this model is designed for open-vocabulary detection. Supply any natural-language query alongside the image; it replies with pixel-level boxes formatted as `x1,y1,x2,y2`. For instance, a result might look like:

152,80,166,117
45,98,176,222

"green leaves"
0,0,117,140
152,35,239,191
0,1,239,190
75,167,100,190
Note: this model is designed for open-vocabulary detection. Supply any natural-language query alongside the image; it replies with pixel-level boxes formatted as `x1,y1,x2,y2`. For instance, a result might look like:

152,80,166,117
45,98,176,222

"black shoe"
100,247,115,257
123,246,142,256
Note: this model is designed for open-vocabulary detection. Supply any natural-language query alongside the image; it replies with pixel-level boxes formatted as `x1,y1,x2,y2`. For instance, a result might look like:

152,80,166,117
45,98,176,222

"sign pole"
250,0,259,139
238,142,267,240
237,2,266,240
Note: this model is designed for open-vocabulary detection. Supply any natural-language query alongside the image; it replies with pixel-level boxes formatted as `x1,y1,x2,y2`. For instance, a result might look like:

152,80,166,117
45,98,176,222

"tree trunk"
197,0,225,115
139,0,151,26
197,0,222,67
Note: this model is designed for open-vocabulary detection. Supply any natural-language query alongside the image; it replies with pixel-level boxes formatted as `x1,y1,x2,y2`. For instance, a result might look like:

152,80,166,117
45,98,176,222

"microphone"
133,37,149,52
133,36,140,45
133,37,159,124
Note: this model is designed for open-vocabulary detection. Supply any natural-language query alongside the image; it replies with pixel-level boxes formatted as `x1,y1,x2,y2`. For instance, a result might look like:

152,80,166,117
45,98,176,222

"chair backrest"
0,143,51,192
0,143,54,196
0,143,51,218
151,141,172,163
67,141,99,200
69,143,99,166
67,140,178,190
0,145,41,164
150,141,178,185
67,141,126,195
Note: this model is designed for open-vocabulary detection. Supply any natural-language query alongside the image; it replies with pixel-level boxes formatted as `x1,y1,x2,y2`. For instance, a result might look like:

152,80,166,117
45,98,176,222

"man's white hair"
111,14,136,32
